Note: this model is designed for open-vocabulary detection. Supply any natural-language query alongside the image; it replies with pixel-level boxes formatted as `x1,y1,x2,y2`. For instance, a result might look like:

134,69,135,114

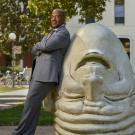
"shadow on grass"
0,105,54,126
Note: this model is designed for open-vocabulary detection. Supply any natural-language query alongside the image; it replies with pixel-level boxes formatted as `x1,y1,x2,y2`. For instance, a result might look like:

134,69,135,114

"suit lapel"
47,30,55,40
45,24,65,45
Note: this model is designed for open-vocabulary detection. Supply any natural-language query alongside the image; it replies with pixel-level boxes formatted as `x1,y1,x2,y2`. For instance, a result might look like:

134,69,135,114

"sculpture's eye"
75,53,111,71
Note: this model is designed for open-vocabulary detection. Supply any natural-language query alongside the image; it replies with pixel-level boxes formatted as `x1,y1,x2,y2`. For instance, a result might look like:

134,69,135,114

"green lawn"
0,105,54,126
0,86,28,93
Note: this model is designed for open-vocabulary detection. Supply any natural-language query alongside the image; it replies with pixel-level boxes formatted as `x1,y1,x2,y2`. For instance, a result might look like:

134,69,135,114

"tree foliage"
0,0,44,55
28,0,109,24
78,0,108,22
28,0,77,33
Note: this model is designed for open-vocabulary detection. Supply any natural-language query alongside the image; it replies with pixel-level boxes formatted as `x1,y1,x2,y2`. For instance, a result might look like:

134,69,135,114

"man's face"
51,10,64,28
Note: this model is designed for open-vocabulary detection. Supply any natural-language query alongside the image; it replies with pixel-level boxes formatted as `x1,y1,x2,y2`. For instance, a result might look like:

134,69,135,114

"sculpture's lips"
55,110,132,124
56,99,123,115
55,105,135,135
75,53,111,70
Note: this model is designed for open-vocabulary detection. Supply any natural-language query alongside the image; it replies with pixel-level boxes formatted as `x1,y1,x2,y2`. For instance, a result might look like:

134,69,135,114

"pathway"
0,126,55,135
0,89,28,109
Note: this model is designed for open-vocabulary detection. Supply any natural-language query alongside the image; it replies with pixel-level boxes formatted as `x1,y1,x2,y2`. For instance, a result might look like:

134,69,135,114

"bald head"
53,9,66,18
51,8,66,29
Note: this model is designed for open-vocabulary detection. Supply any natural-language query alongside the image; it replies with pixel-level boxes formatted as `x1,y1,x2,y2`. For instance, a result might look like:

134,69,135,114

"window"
85,17,95,24
119,38,130,58
115,0,125,24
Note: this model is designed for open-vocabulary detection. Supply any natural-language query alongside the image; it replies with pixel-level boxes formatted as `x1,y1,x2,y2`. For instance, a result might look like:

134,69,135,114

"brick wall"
23,52,32,68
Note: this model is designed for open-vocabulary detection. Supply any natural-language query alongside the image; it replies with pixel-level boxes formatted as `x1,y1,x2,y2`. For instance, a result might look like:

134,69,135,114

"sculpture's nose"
82,74,103,101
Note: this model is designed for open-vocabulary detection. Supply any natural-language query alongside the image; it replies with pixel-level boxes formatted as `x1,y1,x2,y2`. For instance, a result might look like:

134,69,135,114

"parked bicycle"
0,69,29,87
0,70,13,87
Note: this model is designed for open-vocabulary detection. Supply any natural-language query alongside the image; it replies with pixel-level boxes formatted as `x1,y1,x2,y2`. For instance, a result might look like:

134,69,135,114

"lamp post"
9,32,16,88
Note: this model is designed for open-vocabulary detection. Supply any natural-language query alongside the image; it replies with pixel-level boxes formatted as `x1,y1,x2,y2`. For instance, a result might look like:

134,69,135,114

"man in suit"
12,8,70,135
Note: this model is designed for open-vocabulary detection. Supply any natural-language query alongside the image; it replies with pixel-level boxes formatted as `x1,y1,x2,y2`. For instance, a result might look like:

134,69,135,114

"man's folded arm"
31,36,47,56
34,31,69,52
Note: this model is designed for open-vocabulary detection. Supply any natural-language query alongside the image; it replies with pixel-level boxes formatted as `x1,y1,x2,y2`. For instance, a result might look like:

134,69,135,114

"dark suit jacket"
30,25,70,83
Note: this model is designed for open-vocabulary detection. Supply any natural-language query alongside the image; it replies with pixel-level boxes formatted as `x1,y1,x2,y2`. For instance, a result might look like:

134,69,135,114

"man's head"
51,8,66,29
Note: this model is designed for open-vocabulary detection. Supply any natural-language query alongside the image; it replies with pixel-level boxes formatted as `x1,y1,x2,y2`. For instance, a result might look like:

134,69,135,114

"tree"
28,0,109,25
0,0,44,56
28,0,77,33
78,0,108,23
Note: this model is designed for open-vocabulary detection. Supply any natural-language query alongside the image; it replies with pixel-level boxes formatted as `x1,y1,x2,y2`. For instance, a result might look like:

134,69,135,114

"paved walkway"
0,126,55,135
0,89,28,96
0,89,28,109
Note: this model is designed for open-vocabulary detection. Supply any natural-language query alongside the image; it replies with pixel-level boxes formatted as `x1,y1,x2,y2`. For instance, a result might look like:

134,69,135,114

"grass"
0,86,28,93
0,105,54,126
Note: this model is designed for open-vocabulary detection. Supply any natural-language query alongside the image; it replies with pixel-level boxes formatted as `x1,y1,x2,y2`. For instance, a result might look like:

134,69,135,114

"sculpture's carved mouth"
75,52,111,70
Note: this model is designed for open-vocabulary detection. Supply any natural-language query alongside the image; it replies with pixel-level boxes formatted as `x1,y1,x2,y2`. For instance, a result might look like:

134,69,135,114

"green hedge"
0,66,20,74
